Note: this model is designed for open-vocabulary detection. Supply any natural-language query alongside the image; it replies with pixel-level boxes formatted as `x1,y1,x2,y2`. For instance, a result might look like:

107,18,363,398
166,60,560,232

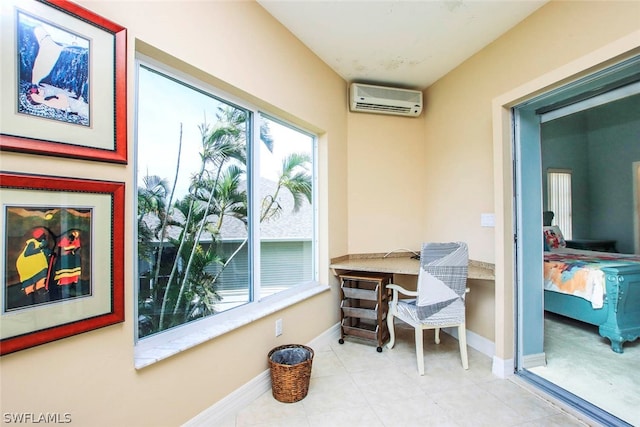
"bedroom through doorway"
512,55,640,426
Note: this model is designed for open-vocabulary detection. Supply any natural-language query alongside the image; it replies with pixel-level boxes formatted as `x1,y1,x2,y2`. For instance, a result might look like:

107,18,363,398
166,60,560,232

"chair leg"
434,327,440,344
415,327,425,375
458,324,469,370
386,313,396,349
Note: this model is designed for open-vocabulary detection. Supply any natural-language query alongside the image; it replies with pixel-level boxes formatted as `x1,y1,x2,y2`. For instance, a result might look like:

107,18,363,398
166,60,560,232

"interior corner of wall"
492,356,515,378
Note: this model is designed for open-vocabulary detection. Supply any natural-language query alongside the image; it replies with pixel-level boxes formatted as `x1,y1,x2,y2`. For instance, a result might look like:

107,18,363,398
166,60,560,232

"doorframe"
512,55,640,367
510,57,640,426
490,33,640,378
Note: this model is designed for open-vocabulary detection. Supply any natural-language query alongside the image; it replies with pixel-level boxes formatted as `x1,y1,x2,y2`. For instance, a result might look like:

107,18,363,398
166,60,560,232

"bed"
543,226,640,353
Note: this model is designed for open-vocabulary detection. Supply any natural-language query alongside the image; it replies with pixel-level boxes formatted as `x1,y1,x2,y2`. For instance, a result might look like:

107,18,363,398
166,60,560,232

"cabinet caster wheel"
376,346,383,353
338,338,344,344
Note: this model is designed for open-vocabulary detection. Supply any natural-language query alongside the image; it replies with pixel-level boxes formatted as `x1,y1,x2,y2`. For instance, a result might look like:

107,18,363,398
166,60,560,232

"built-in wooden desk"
330,252,495,281
331,252,495,352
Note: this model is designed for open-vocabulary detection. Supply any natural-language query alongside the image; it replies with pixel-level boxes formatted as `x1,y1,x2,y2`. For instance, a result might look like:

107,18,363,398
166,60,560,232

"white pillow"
543,225,566,249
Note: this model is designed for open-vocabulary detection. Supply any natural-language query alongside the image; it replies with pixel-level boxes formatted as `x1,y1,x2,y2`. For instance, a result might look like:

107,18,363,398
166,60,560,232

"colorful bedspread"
544,249,640,309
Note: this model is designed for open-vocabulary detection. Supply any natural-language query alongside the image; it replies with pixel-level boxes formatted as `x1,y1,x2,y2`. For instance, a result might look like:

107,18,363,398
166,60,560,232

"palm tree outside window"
136,63,315,339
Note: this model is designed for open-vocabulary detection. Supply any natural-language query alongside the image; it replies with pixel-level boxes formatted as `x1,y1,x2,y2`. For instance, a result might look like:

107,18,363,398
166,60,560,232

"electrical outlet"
275,319,283,337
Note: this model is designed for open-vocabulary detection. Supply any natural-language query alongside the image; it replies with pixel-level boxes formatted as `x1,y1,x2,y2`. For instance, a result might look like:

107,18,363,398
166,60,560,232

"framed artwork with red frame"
0,0,127,163
0,172,125,355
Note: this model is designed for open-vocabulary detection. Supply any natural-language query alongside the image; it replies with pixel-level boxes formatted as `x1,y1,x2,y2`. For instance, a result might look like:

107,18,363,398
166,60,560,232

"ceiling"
257,0,548,90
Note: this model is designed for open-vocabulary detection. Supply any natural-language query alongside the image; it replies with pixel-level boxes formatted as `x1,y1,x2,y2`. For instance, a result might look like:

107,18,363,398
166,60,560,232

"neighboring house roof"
256,178,313,240
142,178,312,242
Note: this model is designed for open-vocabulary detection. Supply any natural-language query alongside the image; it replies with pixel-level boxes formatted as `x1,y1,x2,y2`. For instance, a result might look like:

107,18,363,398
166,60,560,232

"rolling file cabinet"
338,272,393,352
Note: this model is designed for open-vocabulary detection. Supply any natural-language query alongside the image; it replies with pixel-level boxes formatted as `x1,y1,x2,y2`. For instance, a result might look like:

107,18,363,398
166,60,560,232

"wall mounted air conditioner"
349,83,423,117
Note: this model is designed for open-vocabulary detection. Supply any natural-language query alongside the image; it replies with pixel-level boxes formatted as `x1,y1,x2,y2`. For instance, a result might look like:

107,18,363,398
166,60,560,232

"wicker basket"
268,344,314,403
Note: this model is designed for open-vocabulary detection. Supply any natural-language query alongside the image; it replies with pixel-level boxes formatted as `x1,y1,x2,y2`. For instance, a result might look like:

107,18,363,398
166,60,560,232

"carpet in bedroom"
528,312,639,426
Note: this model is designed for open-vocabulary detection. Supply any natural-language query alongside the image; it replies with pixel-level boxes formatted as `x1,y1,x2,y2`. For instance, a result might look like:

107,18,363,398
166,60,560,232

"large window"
547,169,572,239
136,63,315,339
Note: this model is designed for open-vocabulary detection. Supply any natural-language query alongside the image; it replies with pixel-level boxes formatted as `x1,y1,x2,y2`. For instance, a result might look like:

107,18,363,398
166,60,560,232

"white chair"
386,242,469,375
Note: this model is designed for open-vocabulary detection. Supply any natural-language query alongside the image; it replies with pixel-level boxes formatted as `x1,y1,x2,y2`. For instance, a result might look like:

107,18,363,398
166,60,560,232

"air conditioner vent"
350,83,423,117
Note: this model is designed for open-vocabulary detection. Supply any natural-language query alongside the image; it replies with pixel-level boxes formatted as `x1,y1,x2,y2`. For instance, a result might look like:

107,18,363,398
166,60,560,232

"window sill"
134,281,330,369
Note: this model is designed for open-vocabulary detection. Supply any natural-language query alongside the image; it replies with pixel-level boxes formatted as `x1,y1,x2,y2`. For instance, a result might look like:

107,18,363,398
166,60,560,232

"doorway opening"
512,55,640,426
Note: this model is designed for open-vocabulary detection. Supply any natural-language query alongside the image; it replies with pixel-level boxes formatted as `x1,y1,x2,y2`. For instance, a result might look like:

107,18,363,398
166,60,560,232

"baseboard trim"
522,352,547,369
182,324,341,427
184,323,501,425
492,356,515,378
442,326,495,358
182,369,271,427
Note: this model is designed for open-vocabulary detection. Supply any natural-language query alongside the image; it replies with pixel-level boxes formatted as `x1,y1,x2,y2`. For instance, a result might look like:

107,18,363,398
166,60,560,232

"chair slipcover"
386,241,469,374
398,242,468,324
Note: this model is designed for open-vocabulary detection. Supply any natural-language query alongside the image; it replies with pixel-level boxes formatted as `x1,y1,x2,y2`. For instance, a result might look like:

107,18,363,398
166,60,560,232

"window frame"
133,56,325,369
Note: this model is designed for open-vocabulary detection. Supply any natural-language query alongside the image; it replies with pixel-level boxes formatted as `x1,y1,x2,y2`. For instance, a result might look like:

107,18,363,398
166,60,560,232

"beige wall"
0,1,347,426
2,0,640,425
421,0,640,354
344,1,639,345
423,1,640,263
346,111,427,253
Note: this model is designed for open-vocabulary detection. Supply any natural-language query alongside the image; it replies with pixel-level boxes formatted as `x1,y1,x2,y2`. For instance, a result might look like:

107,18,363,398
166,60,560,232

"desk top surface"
330,253,495,281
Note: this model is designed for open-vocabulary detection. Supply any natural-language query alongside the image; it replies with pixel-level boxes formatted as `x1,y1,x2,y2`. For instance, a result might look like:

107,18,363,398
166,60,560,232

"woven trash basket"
268,344,314,403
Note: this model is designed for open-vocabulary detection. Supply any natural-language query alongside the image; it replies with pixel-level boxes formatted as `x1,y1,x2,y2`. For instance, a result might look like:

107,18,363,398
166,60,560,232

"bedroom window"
547,169,572,239
135,62,316,340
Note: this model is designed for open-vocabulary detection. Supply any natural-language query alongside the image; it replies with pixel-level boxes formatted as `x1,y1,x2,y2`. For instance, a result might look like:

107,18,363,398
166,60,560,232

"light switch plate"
481,213,495,227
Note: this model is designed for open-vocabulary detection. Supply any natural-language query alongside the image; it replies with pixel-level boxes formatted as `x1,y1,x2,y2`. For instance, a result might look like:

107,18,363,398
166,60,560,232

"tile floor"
219,324,591,427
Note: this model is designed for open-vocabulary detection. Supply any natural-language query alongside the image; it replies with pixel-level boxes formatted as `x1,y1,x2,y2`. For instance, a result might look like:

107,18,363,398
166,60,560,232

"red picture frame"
0,172,125,355
0,0,127,163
